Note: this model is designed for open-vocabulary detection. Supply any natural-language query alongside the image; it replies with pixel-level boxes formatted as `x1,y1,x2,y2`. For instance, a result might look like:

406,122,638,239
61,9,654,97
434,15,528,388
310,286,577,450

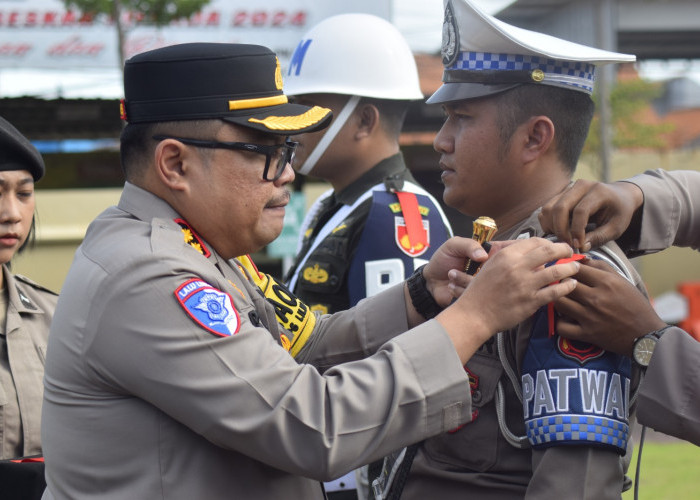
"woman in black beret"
0,116,57,463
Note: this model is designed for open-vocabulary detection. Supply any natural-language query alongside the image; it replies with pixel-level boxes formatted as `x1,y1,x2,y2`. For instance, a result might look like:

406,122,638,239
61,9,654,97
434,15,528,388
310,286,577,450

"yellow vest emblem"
389,202,430,216
310,304,329,315
303,264,329,284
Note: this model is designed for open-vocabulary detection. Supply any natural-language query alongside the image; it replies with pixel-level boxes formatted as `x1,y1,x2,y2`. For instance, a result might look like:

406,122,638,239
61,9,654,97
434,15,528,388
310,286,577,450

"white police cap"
428,0,636,104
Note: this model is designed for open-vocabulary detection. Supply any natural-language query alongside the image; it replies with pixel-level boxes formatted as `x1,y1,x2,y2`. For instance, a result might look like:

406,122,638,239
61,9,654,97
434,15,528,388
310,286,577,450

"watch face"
633,336,657,367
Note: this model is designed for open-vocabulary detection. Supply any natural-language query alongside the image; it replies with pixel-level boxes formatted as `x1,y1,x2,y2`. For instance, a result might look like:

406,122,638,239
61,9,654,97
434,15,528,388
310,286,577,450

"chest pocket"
423,349,509,472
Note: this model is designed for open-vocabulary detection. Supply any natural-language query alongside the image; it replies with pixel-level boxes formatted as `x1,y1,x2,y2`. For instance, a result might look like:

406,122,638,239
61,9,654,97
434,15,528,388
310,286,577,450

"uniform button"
329,276,339,286
248,311,261,327
472,390,482,403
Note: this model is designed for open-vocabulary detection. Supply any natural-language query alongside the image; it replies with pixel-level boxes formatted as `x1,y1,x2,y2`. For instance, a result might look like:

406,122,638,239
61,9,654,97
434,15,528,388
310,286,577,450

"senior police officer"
39,43,580,499
540,169,700,446
372,1,649,499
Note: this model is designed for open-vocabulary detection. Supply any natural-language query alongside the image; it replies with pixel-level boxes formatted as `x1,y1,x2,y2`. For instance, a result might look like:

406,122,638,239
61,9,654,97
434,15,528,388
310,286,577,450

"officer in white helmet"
283,13,453,318
372,1,649,499
282,13,454,500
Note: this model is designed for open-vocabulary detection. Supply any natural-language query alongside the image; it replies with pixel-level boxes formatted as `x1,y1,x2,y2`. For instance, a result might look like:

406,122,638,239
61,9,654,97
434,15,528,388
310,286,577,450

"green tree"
63,0,212,70
583,78,674,176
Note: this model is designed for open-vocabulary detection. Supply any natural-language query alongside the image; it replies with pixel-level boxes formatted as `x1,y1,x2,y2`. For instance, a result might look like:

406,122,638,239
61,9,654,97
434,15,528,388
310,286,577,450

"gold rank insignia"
175,218,211,258
248,106,331,131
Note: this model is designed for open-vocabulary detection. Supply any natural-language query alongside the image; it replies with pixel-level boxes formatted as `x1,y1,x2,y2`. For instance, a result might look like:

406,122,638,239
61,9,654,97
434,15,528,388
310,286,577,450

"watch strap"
406,265,442,320
648,324,672,339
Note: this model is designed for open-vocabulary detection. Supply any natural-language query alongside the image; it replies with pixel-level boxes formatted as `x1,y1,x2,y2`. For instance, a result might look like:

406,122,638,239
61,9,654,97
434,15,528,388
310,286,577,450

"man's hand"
421,236,489,307
434,238,579,364
553,258,666,357
443,240,521,298
539,179,644,251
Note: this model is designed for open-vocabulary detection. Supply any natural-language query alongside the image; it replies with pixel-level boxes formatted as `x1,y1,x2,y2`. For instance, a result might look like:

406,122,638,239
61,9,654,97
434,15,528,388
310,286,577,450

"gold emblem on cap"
275,57,284,90
248,106,331,131
531,69,545,82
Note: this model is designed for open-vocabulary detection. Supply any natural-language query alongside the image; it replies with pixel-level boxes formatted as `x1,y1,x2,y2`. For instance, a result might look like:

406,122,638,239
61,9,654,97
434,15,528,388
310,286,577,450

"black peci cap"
0,115,45,181
121,43,332,135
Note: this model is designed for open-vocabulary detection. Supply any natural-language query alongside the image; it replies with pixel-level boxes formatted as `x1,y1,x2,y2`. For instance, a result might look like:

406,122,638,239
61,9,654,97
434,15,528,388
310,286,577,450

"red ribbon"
396,191,428,249
547,253,586,337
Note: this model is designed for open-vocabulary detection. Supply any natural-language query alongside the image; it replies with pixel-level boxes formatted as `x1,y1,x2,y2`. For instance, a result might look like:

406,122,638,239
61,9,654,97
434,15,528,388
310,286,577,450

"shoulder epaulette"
14,274,59,296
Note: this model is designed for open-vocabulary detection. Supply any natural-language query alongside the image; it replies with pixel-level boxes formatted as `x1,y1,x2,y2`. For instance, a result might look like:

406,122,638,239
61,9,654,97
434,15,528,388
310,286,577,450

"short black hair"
494,85,594,174
120,120,223,181
358,97,411,141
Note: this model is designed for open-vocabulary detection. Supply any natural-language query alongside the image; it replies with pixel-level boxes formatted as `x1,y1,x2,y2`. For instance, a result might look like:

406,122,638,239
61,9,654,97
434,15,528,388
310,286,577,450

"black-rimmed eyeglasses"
152,135,298,182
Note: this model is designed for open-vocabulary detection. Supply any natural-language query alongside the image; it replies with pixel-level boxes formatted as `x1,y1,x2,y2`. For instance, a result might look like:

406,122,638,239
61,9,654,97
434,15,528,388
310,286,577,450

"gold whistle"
465,216,498,275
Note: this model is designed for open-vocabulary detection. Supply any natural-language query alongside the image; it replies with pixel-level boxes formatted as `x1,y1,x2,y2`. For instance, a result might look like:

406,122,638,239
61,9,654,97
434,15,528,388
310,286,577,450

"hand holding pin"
465,216,498,275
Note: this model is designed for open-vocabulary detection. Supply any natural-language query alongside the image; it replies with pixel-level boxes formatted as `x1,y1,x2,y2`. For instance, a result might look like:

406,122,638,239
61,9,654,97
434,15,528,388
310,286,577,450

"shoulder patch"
175,218,211,258
175,279,240,337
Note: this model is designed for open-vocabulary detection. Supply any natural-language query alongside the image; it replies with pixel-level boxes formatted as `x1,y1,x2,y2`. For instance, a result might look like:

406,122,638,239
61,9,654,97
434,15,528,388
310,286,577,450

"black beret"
0,116,45,181
121,43,332,135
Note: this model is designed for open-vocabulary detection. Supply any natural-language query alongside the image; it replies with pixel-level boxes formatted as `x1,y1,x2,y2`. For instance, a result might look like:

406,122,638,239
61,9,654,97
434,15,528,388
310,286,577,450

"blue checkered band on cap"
526,414,629,452
451,52,596,94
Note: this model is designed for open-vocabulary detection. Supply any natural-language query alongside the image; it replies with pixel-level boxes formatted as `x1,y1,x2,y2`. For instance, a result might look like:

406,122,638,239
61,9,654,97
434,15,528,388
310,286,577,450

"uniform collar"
335,153,415,205
490,181,576,241
117,182,230,270
118,182,182,222
495,209,543,241
3,265,45,316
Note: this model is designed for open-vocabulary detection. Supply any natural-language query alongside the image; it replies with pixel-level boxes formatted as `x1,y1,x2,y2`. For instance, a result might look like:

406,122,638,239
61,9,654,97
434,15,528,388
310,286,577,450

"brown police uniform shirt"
625,168,700,446
0,265,57,459
401,210,645,500
41,182,472,500
625,168,700,254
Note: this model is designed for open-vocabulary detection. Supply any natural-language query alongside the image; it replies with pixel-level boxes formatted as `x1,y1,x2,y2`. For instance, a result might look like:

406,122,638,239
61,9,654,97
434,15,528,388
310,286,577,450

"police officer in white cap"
283,14,453,322
372,1,649,499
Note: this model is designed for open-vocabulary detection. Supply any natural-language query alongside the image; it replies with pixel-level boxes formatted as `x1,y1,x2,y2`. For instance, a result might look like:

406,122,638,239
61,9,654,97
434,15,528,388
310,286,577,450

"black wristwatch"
632,325,671,367
406,265,442,320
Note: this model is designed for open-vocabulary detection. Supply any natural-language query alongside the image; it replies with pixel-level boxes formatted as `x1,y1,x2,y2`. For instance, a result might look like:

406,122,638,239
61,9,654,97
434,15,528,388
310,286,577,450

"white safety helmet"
284,13,424,100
